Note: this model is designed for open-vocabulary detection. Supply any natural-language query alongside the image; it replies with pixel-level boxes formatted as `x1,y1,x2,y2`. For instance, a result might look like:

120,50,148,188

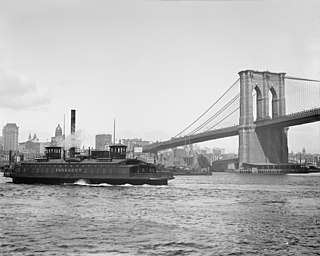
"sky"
0,0,319,154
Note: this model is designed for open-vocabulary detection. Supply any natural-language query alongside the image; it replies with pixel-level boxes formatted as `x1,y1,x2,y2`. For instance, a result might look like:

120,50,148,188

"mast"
63,114,65,139
63,114,66,151
113,118,115,144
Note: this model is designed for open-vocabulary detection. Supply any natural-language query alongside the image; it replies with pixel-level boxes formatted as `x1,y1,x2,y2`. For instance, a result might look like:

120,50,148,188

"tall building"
0,136,3,151
2,123,19,151
95,134,112,150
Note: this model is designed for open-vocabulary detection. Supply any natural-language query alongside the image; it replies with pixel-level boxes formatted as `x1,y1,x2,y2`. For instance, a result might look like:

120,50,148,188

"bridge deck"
143,107,320,153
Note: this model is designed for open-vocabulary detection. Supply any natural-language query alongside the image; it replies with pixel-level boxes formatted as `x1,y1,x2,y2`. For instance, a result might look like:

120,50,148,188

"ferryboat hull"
10,177,169,186
4,158,174,186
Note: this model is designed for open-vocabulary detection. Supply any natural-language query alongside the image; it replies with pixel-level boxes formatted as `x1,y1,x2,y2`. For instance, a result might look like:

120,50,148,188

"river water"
1,173,319,256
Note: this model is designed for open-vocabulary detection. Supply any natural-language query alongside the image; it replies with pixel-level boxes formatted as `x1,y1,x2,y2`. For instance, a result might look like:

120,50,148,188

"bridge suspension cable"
285,76,320,115
285,76,320,83
187,93,240,136
173,78,240,138
202,92,257,132
206,107,239,131
185,91,257,136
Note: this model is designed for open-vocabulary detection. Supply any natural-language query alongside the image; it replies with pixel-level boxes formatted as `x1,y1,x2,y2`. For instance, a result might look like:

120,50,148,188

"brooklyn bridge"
143,70,320,168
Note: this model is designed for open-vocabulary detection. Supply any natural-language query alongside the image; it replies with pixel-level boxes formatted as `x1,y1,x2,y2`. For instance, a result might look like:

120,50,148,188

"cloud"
0,68,51,110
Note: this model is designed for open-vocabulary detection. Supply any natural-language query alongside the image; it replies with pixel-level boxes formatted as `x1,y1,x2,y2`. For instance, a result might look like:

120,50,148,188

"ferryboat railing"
129,171,174,178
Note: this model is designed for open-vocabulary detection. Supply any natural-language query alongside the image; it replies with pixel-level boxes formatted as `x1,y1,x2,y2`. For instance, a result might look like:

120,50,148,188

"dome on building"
55,124,63,137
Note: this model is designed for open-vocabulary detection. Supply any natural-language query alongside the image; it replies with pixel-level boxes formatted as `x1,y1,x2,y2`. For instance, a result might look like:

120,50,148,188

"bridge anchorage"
143,70,320,173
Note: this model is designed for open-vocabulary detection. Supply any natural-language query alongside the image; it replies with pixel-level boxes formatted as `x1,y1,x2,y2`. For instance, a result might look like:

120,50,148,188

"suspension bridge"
143,70,320,167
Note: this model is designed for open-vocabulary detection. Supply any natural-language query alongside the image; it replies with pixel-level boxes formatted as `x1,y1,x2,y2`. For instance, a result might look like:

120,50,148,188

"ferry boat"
3,109,174,186
3,144,174,185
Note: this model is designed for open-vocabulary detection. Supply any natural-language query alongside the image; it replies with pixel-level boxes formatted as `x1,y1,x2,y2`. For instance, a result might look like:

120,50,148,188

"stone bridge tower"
238,70,288,167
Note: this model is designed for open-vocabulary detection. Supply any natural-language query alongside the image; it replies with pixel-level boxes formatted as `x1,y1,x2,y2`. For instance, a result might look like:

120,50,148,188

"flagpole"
113,118,115,144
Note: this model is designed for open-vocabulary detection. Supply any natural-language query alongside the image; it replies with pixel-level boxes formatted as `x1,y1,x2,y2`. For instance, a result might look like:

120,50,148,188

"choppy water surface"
1,173,320,256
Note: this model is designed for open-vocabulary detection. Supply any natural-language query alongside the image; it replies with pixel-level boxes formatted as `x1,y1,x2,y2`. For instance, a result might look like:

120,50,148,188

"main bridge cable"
173,78,240,138
285,76,320,83
187,93,240,136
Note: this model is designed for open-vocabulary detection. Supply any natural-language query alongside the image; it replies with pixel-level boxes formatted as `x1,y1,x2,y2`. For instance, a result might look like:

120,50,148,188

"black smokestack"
70,109,76,158
71,109,76,135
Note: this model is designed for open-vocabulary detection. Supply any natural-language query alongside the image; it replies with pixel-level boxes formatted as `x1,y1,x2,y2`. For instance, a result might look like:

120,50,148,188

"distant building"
19,133,41,155
51,124,64,147
122,138,150,152
121,139,131,150
2,123,19,151
95,134,112,150
212,148,229,161
40,142,51,155
203,147,212,154
221,152,238,160
55,124,63,137
173,148,187,158
29,133,39,143
293,147,317,166
0,136,3,151
134,139,150,147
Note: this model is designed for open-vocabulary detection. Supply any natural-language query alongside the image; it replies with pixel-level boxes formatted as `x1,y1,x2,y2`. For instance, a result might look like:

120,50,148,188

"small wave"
67,181,168,188
262,199,288,204
151,241,212,251
69,180,113,187
70,180,153,187
123,184,167,188
86,183,114,187
92,183,142,187
73,179,89,185
64,180,113,187
85,252,132,256
287,173,320,176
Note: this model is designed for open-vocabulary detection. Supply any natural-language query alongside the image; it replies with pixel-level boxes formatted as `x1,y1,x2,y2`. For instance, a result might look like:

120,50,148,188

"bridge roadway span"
143,108,320,153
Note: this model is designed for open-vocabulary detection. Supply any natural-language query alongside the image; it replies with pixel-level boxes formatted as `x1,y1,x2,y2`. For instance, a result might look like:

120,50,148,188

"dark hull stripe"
12,177,168,186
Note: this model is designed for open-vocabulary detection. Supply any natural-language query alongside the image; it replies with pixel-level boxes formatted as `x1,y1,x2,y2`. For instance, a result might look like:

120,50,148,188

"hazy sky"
0,0,319,153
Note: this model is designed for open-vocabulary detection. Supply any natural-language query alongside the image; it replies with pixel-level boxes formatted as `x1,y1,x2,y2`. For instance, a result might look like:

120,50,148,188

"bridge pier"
238,70,288,167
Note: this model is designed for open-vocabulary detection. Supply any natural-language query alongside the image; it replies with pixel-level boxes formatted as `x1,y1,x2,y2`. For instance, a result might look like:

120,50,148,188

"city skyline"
0,0,319,153
0,120,318,156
